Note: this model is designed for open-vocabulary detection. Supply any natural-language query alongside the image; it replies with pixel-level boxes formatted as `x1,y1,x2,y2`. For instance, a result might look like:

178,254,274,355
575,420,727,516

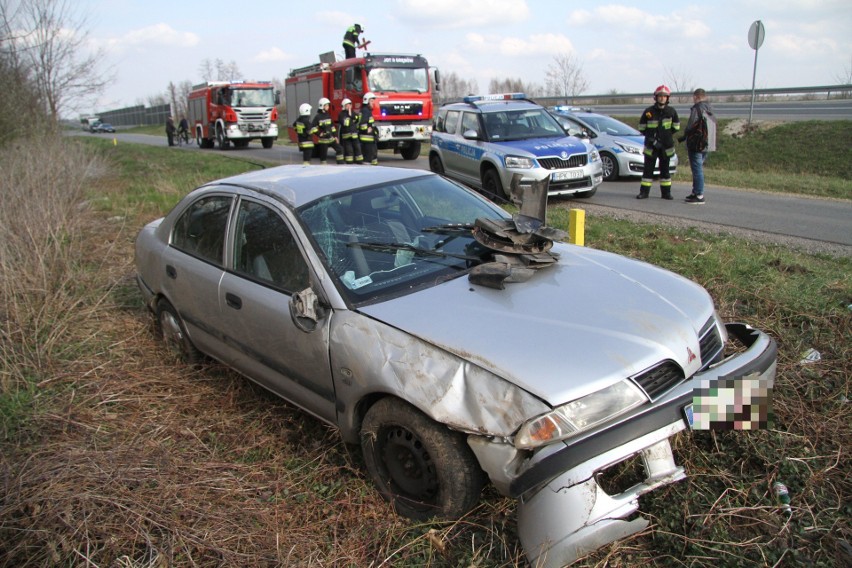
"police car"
429,93,603,200
549,106,678,182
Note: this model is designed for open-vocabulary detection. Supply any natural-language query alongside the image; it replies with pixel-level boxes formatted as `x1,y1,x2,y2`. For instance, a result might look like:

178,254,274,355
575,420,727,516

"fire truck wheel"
261,138,274,149
400,141,421,160
216,128,230,150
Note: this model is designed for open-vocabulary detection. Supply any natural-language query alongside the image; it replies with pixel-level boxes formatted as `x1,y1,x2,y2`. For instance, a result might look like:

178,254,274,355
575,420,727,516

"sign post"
747,20,766,129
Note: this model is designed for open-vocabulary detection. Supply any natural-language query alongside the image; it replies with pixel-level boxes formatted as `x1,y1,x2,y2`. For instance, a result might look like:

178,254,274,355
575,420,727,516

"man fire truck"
285,51,437,160
187,81,280,150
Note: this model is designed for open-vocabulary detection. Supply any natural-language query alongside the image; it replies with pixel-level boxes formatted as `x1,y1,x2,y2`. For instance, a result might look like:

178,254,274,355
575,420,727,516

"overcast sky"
77,0,852,114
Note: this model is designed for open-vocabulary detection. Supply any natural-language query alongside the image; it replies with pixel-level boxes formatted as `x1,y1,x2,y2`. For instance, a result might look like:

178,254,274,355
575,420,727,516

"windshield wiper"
347,241,480,262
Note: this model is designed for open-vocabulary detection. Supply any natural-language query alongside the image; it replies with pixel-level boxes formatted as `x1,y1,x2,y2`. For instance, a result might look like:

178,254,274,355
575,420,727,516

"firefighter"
637,84,680,200
293,103,315,165
312,97,344,165
342,24,363,59
338,98,363,164
359,92,378,165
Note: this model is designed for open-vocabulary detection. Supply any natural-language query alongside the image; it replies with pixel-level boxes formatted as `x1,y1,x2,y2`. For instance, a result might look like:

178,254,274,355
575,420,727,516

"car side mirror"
462,129,480,140
289,287,326,332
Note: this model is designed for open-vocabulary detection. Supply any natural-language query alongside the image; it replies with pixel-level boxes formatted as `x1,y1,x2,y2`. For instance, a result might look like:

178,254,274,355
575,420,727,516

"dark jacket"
359,106,375,142
638,104,680,151
293,116,314,148
339,109,359,139
683,100,717,153
311,110,337,143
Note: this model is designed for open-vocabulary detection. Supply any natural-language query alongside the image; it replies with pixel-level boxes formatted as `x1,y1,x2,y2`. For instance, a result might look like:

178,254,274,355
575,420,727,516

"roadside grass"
1,138,849,567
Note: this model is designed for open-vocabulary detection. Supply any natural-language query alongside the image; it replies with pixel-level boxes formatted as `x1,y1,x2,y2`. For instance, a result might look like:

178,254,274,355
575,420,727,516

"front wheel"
428,153,444,175
361,398,485,521
481,168,505,201
601,152,619,181
216,127,230,150
261,137,274,149
400,141,421,160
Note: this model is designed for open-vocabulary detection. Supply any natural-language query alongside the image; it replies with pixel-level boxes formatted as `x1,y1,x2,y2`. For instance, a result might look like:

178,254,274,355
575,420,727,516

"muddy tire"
361,398,485,521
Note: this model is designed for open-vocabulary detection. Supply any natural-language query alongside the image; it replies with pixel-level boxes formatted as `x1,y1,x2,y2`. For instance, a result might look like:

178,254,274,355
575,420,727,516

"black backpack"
686,110,709,152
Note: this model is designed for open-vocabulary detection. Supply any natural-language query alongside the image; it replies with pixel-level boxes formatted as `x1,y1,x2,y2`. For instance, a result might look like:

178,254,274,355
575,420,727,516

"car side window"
233,200,310,293
171,195,232,265
444,110,461,135
460,112,482,138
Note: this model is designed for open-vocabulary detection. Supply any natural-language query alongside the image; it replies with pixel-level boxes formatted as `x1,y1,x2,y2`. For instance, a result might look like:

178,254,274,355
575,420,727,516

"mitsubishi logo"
687,347,697,364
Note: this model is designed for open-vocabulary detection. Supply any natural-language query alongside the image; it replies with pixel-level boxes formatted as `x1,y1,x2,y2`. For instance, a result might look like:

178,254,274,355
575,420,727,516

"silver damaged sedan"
135,165,776,567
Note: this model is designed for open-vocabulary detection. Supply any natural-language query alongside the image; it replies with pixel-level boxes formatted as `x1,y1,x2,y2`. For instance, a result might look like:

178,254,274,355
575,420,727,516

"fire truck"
187,81,280,150
285,52,437,160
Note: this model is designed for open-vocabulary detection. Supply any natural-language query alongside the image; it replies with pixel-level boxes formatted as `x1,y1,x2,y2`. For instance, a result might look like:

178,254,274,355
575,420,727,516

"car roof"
205,164,432,209
442,99,541,114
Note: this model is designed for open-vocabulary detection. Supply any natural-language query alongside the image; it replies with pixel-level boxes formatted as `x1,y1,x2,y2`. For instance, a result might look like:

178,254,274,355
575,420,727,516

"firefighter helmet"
354,24,362,33
654,84,671,97
318,97,331,108
363,92,376,104
342,98,352,107
299,103,312,116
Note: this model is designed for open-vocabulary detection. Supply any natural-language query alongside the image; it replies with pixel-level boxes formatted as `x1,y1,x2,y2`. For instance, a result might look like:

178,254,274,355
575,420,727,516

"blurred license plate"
683,404,694,428
552,170,582,181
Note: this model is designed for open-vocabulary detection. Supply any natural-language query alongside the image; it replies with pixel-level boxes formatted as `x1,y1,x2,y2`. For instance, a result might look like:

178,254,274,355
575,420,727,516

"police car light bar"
463,92,527,103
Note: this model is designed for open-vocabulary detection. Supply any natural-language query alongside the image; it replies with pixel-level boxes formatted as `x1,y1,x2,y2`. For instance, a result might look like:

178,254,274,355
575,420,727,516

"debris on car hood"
469,175,566,289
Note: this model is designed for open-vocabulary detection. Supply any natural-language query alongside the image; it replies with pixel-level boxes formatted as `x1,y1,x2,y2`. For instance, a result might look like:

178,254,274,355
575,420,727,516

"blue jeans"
689,151,708,196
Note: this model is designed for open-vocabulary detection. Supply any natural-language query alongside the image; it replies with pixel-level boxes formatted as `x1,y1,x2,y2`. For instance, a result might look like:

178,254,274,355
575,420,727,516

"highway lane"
78,131,852,253
578,98,852,121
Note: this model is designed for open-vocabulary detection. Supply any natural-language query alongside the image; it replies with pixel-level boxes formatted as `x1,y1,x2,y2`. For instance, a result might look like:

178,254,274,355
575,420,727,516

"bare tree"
545,52,589,103
834,55,852,85
664,66,695,102
488,77,543,97
216,59,242,81
198,58,215,82
435,71,479,102
0,0,108,121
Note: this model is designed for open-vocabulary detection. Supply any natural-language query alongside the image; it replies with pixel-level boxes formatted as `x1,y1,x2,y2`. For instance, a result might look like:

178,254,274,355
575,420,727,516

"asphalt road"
589,98,852,121
80,131,852,256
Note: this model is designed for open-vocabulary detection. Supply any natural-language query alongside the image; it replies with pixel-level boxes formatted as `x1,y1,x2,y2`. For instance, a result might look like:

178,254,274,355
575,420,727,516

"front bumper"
510,323,776,567
504,163,603,197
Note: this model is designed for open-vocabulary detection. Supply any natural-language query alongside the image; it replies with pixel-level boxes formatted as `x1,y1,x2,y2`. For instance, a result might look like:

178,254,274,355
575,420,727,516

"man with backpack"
681,88,717,204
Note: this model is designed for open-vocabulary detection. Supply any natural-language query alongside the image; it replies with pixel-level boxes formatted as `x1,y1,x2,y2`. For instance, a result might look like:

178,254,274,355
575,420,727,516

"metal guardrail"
534,84,852,107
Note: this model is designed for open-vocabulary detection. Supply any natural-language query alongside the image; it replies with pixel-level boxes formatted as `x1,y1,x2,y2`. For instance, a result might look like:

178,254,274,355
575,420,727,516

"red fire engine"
285,52,437,160
187,81,280,150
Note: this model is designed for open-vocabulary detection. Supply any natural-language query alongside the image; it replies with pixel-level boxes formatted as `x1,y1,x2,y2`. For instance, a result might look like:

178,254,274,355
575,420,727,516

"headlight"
505,155,534,169
615,142,641,155
589,149,600,162
515,380,647,449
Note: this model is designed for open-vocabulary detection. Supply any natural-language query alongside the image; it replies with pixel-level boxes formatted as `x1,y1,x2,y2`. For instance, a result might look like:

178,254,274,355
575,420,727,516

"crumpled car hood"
360,244,713,406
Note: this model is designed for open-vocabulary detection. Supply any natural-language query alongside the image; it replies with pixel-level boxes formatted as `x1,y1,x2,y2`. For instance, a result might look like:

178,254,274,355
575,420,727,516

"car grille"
631,317,725,401
380,102,424,116
538,154,588,170
698,317,724,369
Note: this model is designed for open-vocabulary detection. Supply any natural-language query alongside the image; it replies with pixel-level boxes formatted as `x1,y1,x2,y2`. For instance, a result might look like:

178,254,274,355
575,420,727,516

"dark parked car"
94,122,116,133
135,164,776,567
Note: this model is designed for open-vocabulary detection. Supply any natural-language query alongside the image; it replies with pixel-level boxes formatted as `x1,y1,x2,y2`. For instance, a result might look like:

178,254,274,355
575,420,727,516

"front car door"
217,195,336,424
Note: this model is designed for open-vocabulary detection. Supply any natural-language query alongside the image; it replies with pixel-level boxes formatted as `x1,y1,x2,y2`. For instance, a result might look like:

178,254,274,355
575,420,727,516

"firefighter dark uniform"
312,98,344,164
637,85,680,200
338,99,363,164
293,103,314,165
342,24,362,59
359,92,378,165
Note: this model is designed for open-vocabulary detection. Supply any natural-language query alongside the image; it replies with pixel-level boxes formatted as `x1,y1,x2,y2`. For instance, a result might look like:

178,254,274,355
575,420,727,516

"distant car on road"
549,106,678,181
93,122,116,133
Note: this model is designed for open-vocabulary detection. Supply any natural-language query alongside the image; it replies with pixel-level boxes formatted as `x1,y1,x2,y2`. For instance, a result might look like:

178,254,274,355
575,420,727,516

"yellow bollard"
113,137,117,145
568,208,585,246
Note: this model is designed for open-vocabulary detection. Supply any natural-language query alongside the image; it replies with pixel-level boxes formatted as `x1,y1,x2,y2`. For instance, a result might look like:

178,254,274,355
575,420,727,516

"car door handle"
225,293,242,310
166,265,177,279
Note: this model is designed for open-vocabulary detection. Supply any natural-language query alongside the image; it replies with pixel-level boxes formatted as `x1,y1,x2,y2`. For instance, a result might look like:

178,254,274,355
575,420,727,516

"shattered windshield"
299,175,506,304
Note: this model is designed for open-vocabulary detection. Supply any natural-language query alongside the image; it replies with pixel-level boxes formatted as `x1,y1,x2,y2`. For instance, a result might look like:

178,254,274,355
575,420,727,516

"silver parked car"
135,165,776,567
550,107,678,181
